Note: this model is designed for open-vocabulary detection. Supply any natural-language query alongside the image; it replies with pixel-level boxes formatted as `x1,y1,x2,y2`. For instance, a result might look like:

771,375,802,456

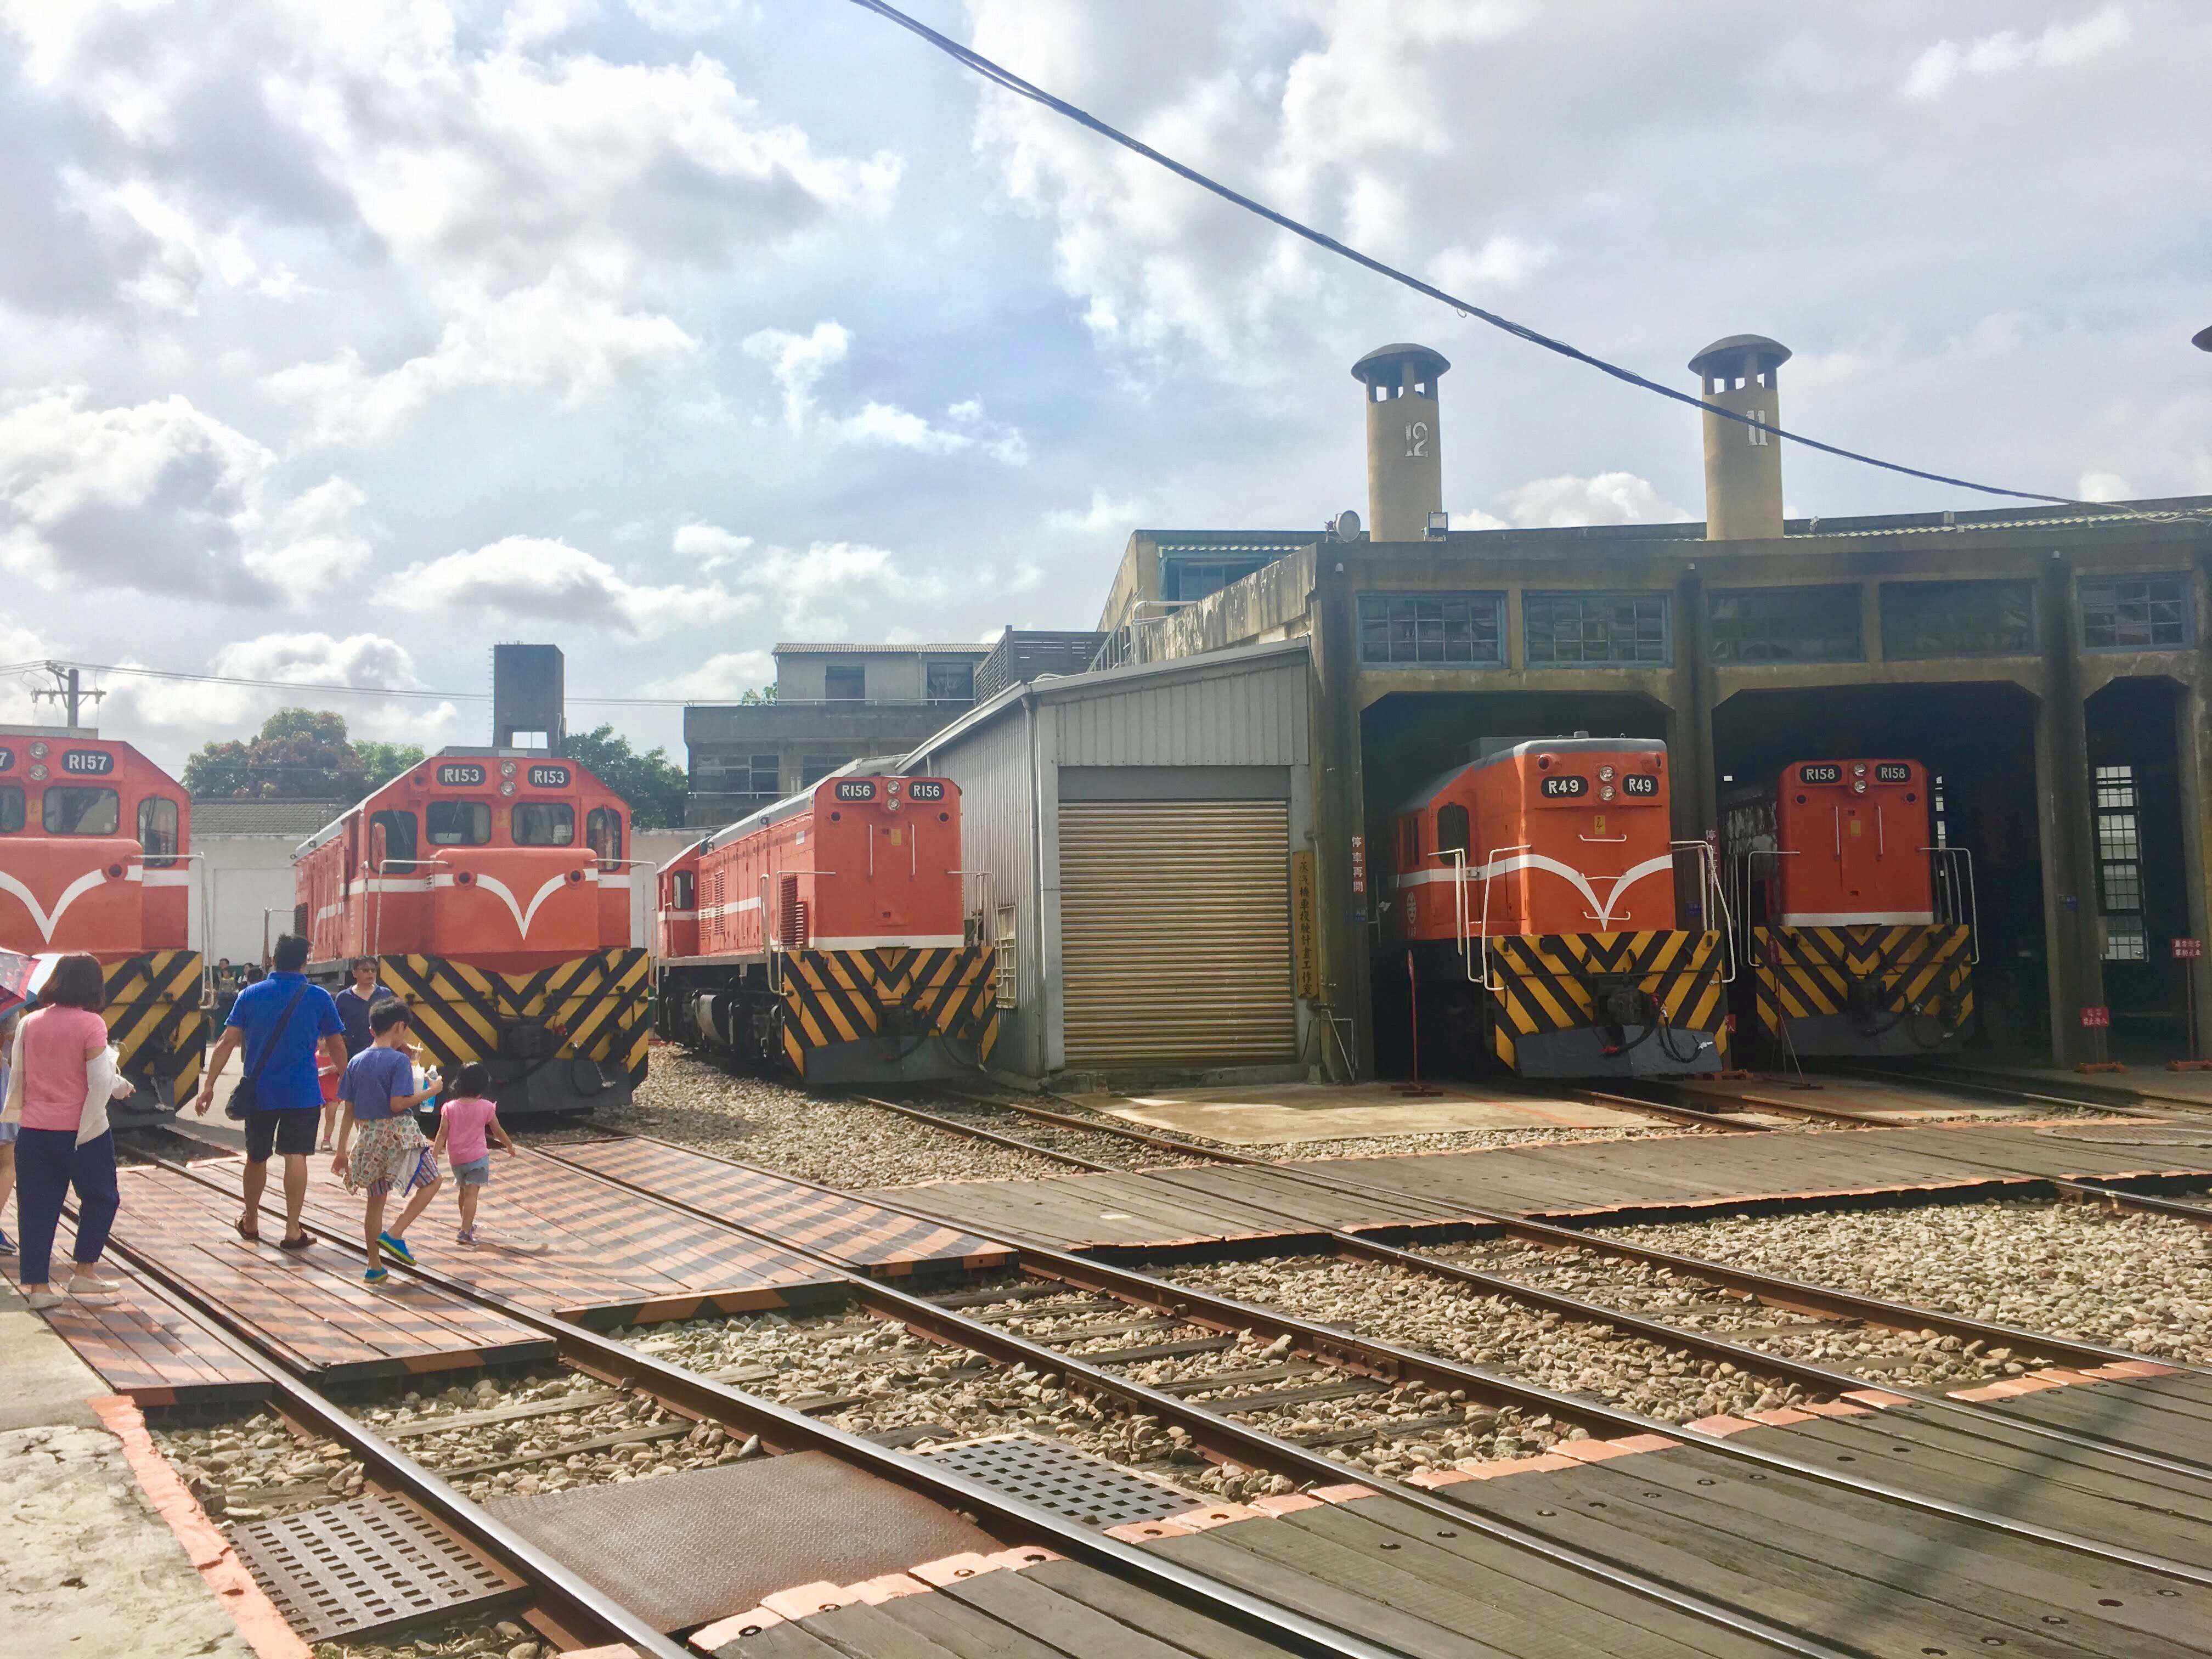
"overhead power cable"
1,659,734,708
844,0,2205,520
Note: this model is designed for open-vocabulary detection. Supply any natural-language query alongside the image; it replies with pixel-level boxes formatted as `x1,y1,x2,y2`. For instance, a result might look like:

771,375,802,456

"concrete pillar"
1311,550,1375,1076
1672,569,1720,928
2039,555,2101,1064
1689,335,1790,542
1352,345,1450,543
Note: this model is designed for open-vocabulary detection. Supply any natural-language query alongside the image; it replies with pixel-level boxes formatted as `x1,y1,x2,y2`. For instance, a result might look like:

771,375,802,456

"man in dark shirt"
332,958,388,1058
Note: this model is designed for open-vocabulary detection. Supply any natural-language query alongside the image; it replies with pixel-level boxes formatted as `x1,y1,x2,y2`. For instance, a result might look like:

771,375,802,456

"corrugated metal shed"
903,641,1314,1080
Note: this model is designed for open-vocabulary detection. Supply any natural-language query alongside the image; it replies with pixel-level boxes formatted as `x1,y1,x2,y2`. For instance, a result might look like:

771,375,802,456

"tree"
184,708,419,802
562,725,688,828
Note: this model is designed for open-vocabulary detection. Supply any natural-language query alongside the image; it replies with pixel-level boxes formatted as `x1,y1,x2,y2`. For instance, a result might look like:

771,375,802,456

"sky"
0,0,2206,776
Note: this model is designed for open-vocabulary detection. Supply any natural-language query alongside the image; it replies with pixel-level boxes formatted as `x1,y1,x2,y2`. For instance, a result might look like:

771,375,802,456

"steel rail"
136,1150,1767,1659
2053,1178,2212,1230
80,1219,696,1659
1827,1060,2180,1118
544,1127,2212,1598
1629,1082,1881,1130
919,1092,2212,1482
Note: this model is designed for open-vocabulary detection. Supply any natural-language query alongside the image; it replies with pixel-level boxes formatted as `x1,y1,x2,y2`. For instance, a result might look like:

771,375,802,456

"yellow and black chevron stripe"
379,948,652,1085
103,950,205,1095
1482,931,1728,1071
1750,924,1973,1036
779,946,1000,1078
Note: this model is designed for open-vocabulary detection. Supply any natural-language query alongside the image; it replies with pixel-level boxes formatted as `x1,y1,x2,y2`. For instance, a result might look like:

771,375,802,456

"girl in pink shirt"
427,1062,512,1245
1,955,128,1308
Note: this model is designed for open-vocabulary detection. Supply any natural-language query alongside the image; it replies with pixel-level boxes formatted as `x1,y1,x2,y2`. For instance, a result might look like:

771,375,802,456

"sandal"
277,1232,313,1252
234,1216,261,1243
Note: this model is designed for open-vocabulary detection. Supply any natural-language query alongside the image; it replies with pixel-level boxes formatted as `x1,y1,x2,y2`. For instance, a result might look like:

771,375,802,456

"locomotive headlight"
500,780,517,796
1597,765,1616,782
1852,780,1868,795
27,764,45,781
1853,764,1866,777
500,760,517,778
1599,785,1616,802
27,741,46,759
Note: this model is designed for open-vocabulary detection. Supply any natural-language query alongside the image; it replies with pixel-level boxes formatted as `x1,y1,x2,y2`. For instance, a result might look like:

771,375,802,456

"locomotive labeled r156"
656,764,998,1085
1723,759,1975,1057
1387,737,1729,1077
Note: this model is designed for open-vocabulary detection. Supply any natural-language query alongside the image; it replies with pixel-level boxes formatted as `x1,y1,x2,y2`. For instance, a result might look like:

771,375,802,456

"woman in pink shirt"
2,955,128,1310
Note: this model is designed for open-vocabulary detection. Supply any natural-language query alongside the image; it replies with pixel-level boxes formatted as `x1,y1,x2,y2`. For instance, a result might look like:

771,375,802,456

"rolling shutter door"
1059,799,1294,1067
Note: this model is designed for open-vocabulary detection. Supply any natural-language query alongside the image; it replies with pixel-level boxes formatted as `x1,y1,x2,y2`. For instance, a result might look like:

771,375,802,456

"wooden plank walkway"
546,1136,1014,1276
102,1165,553,1383
4,1214,268,1407
858,1122,2212,1249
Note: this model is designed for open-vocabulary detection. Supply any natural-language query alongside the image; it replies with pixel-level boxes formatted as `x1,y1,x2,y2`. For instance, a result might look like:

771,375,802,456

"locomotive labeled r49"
1723,759,1976,1057
655,764,999,1084
1387,737,1729,1077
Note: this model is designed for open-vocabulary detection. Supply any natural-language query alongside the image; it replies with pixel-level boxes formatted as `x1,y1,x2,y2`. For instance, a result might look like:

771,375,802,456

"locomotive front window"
137,796,179,867
0,786,21,833
1436,803,1470,856
585,806,622,867
370,809,419,867
426,799,490,845
512,803,575,846
42,786,119,834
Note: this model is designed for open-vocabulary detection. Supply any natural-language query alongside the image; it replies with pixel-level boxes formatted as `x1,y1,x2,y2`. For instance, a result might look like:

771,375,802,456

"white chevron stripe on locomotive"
428,869,595,938
1393,851,1678,930
0,867,112,943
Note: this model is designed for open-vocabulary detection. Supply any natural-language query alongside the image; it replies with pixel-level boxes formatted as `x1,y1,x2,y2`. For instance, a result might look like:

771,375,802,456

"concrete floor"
1080,1081,1642,1146
0,1280,253,1658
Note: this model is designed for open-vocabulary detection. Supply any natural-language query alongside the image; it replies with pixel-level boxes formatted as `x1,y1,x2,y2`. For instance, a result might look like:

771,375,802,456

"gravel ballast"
1593,1196,2212,1367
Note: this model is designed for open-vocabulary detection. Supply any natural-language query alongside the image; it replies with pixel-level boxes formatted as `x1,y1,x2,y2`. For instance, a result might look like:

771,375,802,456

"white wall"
631,827,702,955
189,838,302,966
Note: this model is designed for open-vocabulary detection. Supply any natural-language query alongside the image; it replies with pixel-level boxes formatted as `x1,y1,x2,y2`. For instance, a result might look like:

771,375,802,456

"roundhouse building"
934,337,2212,1079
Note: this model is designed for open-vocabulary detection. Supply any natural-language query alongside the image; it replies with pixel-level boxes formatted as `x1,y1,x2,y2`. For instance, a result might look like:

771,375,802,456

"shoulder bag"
226,983,311,1121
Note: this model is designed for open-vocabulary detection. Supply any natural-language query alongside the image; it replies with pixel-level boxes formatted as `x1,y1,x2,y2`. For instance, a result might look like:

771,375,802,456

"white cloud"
670,522,940,635
1046,490,1144,534
1904,7,2131,98
626,0,752,32
742,321,1028,463
646,647,774,699
1492,472,1693,528
672,522,755,574
267,273,696,444
2078,469,2133,503
388,535,752,637
0,386,371,599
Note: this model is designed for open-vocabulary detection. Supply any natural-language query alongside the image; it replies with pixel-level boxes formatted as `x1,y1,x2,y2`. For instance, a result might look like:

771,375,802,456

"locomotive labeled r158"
1723,759,1975,1057
656,764,998,1085
1387,737,1729,1077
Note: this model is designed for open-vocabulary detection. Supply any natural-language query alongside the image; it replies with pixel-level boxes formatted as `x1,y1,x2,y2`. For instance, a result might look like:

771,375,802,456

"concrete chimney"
1352,343,1450,543
1689,334,1791,540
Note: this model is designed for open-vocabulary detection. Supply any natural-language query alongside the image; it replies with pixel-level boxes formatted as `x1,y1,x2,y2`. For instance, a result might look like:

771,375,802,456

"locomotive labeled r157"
1387,737,1729,1077
656,764,998,1084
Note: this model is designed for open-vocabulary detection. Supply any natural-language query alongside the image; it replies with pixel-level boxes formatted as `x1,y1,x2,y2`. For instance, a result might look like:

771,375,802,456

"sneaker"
25,1290,64,1310
376,1232,416,1266
67,1273,125,1296
0,1229,14,1257
363,1266,388,1284
454,1227,477,1246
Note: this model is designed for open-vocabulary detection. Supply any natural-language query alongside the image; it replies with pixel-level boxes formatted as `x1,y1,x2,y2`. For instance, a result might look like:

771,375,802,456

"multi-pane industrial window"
1708,586,1863,663
926,660,975,701
2095,764,2147,961
1165,558,1268,602
823,664,865,699
1357,593,1504,665
1879,580,2035,658
800,755,848,786
742,754,779,795
1525,592,1670,666
2080,574,2191,651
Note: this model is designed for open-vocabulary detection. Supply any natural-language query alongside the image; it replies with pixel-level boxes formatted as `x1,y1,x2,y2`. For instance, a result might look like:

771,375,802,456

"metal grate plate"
2036,1124,2212,1146
230,1492,524,1644
919,1435,1195,1527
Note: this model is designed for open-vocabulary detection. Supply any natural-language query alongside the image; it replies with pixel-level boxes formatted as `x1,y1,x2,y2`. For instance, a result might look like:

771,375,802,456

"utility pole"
29,662,105,728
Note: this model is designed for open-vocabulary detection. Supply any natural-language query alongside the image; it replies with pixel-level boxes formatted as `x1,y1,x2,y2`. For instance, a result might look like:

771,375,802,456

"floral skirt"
346,1115,437,1198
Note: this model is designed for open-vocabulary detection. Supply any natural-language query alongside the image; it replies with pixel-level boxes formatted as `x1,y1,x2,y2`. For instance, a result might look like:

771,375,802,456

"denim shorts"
0,1121,17,1145
453,1156,492,1187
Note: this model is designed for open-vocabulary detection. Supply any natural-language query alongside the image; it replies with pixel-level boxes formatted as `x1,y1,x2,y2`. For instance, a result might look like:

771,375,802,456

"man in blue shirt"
194,934,346,1249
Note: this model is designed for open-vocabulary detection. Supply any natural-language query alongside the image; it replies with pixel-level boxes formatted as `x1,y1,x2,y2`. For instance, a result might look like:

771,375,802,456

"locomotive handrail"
1474,843,1532,992
1921,844,1982,963
1730,847,1799,964
1672,839,1735,984
368,854,450,961
1576,833,1628,843
1430,848,1472,980
949,870,995,947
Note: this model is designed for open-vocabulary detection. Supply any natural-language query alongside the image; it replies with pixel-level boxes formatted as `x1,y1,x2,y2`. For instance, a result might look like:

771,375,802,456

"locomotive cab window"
137,797,179,867
426,799,490,846
669,870,695,910
369,809,419,866
511,802,574,846
43,786,119,834
1397,816,1421,868
1436,803,1470,856
586,807,623,867
0,786,22,833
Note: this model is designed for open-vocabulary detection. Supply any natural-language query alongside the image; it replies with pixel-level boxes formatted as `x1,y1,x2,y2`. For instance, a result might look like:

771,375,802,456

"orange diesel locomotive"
1386,737,1729,1077
0,727,203,1120
1723,759,1974,1056
654,765,998,1084
294,749,648,1113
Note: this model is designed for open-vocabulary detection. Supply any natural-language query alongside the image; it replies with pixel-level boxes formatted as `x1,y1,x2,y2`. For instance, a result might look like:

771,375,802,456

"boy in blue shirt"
331,1001,443,1283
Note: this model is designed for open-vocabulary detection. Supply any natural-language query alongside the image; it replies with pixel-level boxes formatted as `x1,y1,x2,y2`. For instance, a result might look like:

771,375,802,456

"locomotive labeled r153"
1387,737,1729,1077
1723,759,1975,1057
656,764,998,1085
